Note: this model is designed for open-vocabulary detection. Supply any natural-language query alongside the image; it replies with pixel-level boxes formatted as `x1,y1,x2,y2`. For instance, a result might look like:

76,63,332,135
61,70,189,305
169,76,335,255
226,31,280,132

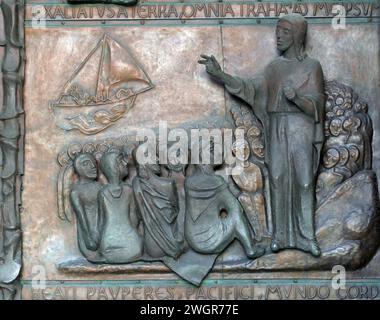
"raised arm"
70,190,97,250
198,54,257,108
198,54,241,89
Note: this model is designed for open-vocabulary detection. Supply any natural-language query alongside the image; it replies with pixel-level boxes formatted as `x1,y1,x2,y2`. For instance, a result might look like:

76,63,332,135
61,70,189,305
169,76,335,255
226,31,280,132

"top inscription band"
26,2,380,26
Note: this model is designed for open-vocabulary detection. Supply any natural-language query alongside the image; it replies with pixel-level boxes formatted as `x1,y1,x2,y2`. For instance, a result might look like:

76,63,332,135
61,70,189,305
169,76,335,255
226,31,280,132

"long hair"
278,14,308,61
57,142,108,222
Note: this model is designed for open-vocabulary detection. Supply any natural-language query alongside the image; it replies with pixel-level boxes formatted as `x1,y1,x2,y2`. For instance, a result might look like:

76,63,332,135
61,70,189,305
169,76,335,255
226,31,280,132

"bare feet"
247,247,265,259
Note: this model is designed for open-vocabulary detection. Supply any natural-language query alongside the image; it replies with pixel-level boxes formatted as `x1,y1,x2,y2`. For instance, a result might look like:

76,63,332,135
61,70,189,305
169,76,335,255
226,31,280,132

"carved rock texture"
242,170,380,271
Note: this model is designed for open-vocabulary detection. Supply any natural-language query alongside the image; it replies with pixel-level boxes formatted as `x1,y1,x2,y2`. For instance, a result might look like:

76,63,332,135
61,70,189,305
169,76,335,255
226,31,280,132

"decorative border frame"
1,0,379,300
0,0,24,300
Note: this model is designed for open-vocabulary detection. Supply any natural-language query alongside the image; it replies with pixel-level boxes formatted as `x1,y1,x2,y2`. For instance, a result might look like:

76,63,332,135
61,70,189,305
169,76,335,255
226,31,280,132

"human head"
100,149,128,183
335,95,344,107
167,147,188,174
338,147,349,166
247,126,261,140
251,141,265,159
276,14,307,60
351,115,362,130
323,147,340,169
348,145,360,163
232,139,250,162
73,153,98,180
132,145,161,177
196,139,221,168
354,100,368,113
329,118,343,137
333,107,345,117
343,116,354,133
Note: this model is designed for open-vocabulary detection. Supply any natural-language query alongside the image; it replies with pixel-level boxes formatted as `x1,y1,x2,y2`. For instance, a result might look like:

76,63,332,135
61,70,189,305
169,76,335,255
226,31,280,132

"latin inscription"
24,284,380,300
27,2,380,22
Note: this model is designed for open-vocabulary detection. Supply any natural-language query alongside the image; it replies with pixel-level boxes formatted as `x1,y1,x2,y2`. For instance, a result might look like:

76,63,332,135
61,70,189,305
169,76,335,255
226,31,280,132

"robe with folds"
133,175,184,259
225,55,325,250
185,172,249,254
133,174,218,287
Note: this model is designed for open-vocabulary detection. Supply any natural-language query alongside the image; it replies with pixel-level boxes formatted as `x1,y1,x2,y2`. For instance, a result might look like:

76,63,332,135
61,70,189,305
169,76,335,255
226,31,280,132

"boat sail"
53,34,153,108
50,34,154,134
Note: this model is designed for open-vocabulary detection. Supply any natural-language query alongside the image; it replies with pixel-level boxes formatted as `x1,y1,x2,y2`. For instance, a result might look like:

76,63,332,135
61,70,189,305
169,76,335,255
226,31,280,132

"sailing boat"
51,34,154,134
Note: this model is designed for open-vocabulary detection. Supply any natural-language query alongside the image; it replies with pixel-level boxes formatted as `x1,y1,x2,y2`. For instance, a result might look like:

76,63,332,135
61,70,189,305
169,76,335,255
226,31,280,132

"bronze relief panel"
1,0,380,299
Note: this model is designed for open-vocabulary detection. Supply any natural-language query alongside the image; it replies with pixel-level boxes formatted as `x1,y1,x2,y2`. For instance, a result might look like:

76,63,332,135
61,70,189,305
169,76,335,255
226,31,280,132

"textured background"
21,1,380,293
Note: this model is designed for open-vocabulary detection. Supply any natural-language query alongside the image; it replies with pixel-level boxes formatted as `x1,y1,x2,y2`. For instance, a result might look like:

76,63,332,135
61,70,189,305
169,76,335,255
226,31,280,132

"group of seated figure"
65,141,267,272
57,80,372,284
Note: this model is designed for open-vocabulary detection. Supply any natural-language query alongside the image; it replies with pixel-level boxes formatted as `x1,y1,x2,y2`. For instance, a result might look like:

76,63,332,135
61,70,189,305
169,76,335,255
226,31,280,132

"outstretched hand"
198,54,223,78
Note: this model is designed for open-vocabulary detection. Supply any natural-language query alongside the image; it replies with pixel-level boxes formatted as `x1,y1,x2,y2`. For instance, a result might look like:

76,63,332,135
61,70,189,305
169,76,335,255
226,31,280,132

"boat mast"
96,34,108,102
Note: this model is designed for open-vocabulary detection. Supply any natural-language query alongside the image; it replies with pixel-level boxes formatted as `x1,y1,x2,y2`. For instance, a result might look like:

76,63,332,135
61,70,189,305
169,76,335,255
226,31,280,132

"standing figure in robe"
98,149,143,263
70,153,104,262
199,13,325,256
132,147,185,260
